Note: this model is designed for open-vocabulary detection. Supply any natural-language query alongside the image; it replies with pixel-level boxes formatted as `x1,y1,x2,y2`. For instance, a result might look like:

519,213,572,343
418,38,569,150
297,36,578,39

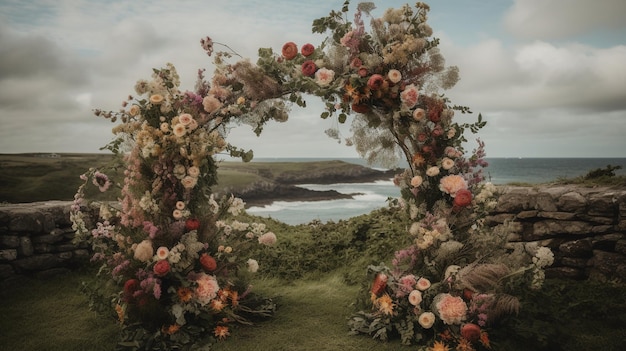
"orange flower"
177,287,193,302
480,331,491,349
230,290,239,307
162,324,180,335
282,42,298,60
430,341,450,351
456,338,475,351
211,299,226,311
375,294,394,315
412,153,426,167
115,304,124,324
214,325,230,340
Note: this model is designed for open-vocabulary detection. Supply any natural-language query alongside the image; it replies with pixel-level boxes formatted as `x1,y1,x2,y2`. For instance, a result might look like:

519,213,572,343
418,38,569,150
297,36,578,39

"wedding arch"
71,2,553,350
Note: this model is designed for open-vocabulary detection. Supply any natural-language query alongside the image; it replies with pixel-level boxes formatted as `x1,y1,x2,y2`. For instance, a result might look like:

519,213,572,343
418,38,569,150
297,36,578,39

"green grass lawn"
2,267,625,351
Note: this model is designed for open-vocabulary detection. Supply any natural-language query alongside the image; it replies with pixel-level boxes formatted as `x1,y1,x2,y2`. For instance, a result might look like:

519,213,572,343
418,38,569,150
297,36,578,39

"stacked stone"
0,201,91,280
487,186,626,282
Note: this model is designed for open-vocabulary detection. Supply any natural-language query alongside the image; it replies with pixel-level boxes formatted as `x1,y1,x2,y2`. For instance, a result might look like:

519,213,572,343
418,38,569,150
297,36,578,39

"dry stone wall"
487,185,626,282
1,185,626,282
0,201,91,280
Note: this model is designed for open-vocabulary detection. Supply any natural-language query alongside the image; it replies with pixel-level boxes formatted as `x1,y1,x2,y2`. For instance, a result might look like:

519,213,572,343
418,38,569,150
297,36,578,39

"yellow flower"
430,341,451,351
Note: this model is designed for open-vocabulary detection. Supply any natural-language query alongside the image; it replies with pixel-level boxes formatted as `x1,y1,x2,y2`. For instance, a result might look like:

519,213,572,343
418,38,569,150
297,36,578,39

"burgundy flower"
351,103,370,114
185,218,200,231
301,60,317,77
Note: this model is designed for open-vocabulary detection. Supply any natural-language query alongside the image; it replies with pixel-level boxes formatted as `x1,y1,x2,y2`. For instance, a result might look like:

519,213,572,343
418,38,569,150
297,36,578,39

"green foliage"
584,164,622,179
247,207,412,283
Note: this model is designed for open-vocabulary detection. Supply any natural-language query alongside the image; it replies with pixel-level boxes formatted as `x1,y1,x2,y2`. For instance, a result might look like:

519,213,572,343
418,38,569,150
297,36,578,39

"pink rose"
357,67,368,77
439,175,468,196
315,68,335,86
434,293,467,325
195,273,220,306
153,260,170,277
400,84,419,108
367,74,385,90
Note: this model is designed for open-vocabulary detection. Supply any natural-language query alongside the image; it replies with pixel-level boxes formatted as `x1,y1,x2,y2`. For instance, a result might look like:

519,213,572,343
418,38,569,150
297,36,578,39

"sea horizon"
246,156,626,225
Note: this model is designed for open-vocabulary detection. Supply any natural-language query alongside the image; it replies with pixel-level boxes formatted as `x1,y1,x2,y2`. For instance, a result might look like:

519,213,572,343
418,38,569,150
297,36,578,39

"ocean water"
246,158,626,225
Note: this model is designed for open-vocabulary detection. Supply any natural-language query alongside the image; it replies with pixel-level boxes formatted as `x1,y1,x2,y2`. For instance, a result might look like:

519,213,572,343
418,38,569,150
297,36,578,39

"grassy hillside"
0,154,380,204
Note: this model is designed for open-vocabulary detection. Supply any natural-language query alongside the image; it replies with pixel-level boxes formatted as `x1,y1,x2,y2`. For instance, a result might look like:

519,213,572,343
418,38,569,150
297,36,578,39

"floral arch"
71,2,553,350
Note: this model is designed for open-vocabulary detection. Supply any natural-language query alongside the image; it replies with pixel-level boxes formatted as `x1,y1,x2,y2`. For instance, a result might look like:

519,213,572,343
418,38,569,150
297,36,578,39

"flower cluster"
71,61,278,349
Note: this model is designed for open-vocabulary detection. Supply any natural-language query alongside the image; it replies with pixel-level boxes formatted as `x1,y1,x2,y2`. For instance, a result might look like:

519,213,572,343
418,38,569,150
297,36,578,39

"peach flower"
413,108,425,121
439,175,468,196
134,239,154,262
434,293,467,325
416,277,431,291
258,232,277,246
418,312,436,329
387,69,402,83
202,95,222,113
315,68,335,86
410,175,423,187
408,290,422,306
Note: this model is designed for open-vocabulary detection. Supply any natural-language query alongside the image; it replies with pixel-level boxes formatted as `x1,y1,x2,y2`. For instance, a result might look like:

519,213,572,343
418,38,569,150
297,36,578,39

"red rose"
371,273,388,296
367,74,384,90
281,42,298,60
124,279,140,297
462,288,474,301
200,253,217,272
461,323,481,343
351,103,370,114
185,218,200,231
301,43,315,57
153,260,170,277
301,60,317,77
453,189,473,208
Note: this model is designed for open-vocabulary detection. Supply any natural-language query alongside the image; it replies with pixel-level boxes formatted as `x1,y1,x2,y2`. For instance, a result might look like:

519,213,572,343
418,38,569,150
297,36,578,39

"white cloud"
504,0,626,40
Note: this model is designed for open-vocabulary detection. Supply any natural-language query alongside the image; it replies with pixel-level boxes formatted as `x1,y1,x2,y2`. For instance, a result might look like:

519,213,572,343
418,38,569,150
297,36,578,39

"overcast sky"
1,0,625,158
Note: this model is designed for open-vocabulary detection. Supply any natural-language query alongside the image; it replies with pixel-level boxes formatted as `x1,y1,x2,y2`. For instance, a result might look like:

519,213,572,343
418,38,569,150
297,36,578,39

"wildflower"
214,325,230,340
375,294,395,315
430,340,450,351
